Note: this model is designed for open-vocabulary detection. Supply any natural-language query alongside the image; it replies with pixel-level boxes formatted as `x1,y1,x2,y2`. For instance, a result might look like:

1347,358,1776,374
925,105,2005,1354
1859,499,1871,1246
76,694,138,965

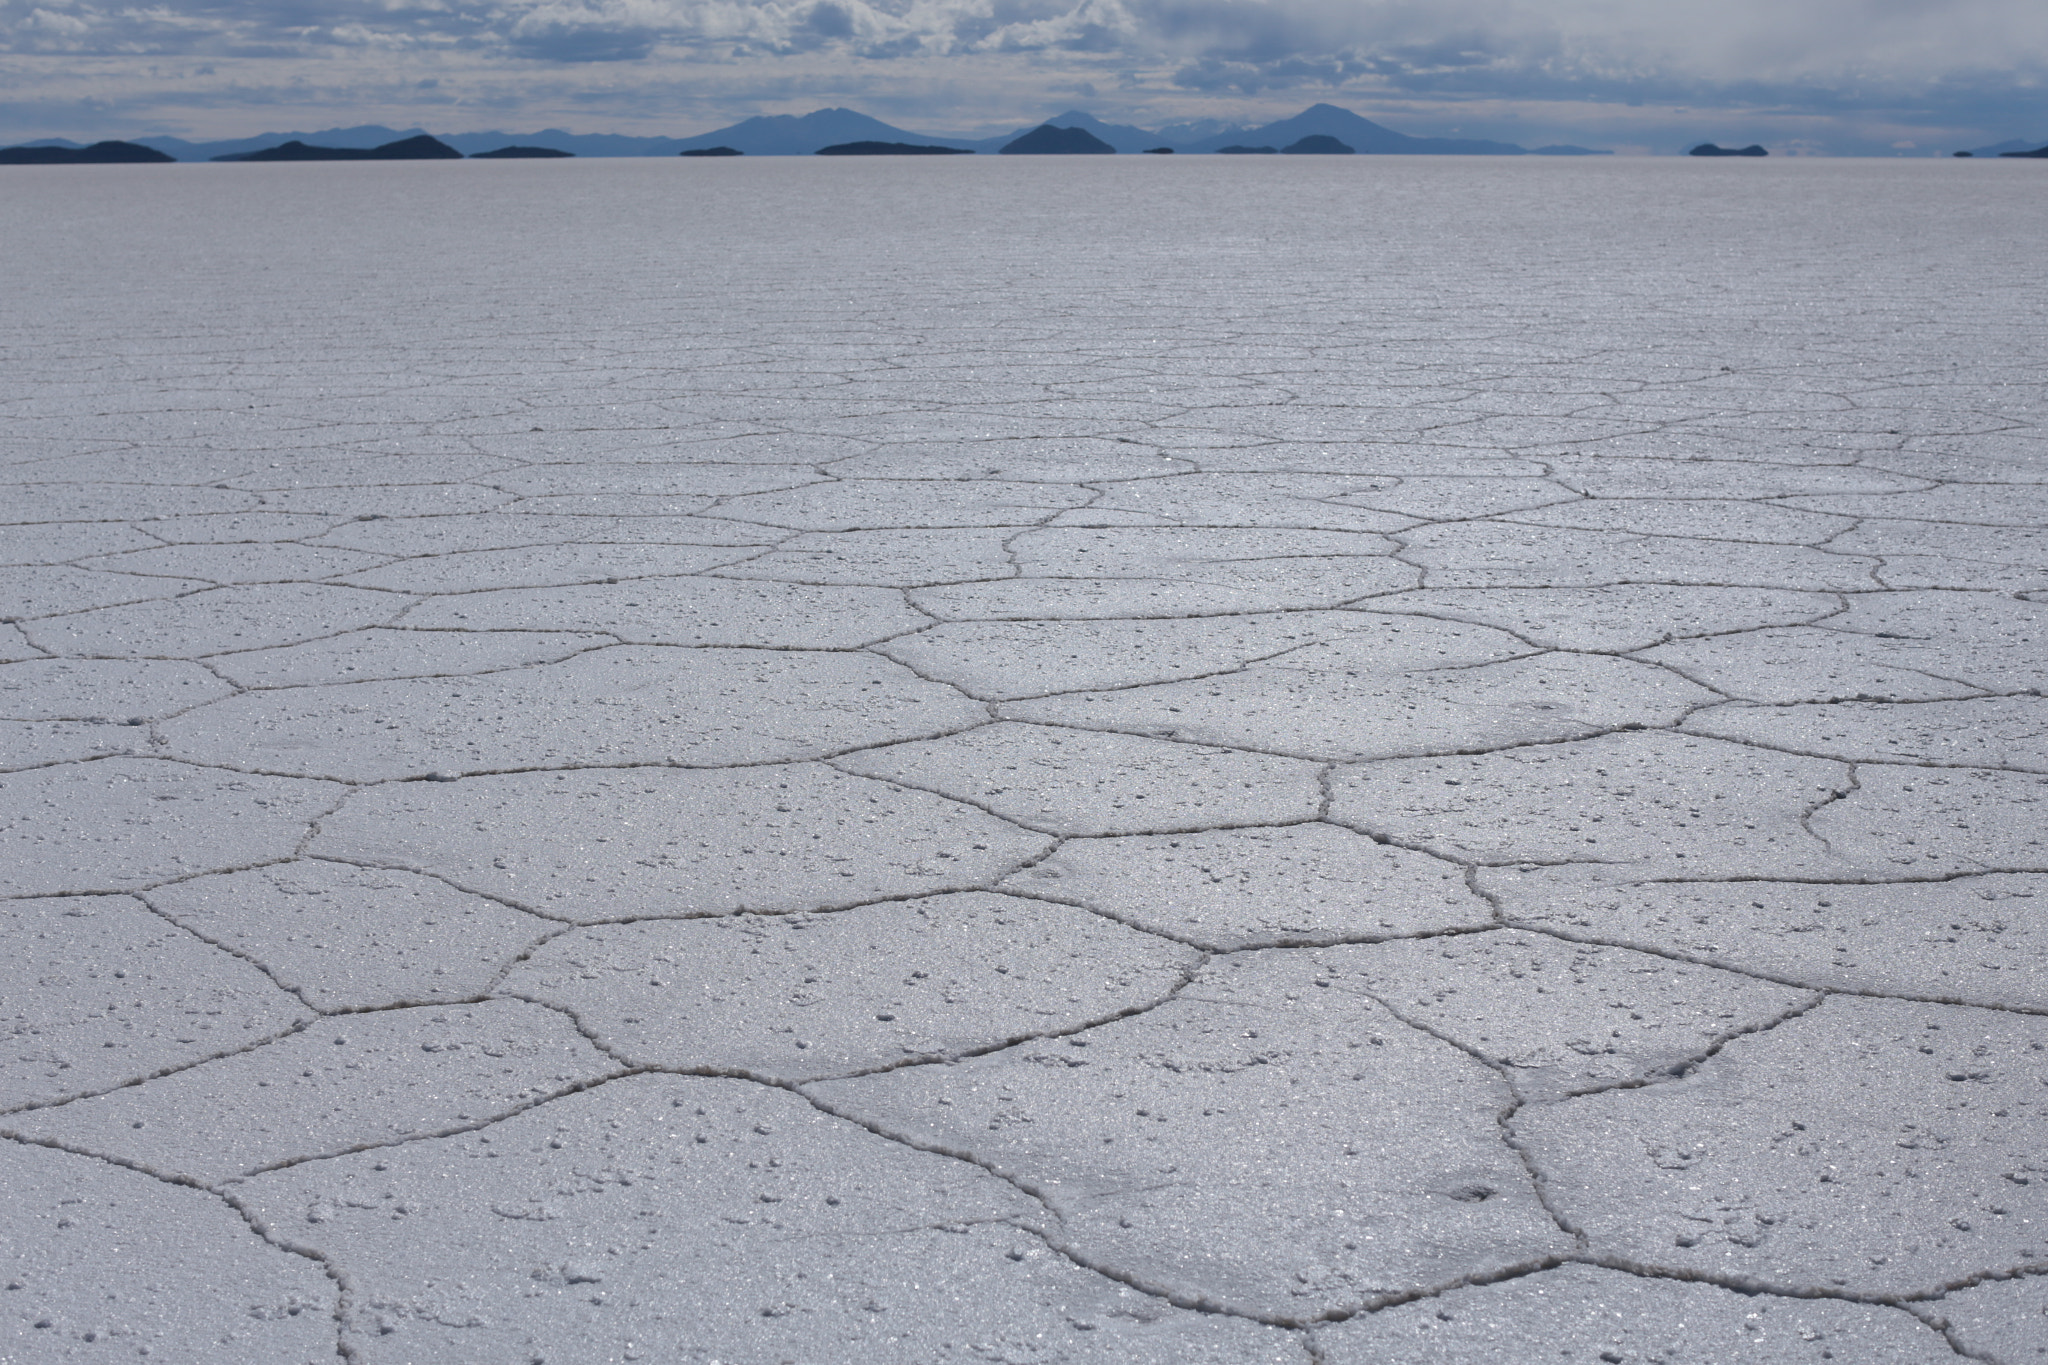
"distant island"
1689,143,1769,157
0,140,170,164
471,146,573,159
816,141,971,155
215,134,460,161
2000,145,2048,158
1956,137,2048,156
1283,135,1354,154
678,146,741,157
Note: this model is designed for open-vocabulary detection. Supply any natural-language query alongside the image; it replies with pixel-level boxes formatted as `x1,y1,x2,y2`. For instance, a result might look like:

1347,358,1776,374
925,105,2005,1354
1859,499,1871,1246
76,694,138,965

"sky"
2,0,2044,153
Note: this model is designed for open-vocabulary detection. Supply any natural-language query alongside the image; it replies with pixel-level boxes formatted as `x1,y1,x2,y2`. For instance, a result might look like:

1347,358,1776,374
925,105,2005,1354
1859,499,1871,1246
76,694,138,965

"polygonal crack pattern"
4,161,2041,1360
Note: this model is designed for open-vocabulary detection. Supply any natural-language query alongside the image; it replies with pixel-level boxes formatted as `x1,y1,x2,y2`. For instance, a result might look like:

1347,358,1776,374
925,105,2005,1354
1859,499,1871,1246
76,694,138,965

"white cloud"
27,6,91,37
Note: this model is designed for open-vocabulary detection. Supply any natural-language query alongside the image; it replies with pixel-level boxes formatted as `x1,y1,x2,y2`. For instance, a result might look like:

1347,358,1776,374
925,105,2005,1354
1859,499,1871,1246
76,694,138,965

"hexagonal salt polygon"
0,1141,335,1362
1506,497,1854,544
998,823,1489,950
0,658,233,721
148,861,550,1011
1516,996,2048,1297
1486,869,2048,1011
1330,931,1814,1101
1399,524,1874,592
1328,731,1851,879
0,895,311,1109
162,646,987,780
1365,585,1837,654
337,542,759,594
1080,473,1419,533
1686,695,2048,771
1316,1263,1955,1364
239,1076,1299,1363
504,892,1198,1081
209,627,617,689
707,478,1092,531
813,950,1573,1321
713,527,1019,587
835,722,1324,836
397,576,927,648
1007,650,1710,762
0,758,342,897
1641,626,1988,704
3,566,207,621
24,583,402,658
9,1002,617,1184
310,763,1051,922
81,541,390,585
1812,765,2048,876
877,611,1399,701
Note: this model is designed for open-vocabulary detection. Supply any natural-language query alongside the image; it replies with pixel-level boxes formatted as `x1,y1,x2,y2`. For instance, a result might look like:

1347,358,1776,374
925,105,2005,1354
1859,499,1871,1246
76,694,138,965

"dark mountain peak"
675,108,969,155
1000,124,1115,154
1281,105,1399,136
968,111,1165,153
372,134,462,159
222,139,302,161
1033,110,1171,152
1187,104,1525,155
0,140,173,165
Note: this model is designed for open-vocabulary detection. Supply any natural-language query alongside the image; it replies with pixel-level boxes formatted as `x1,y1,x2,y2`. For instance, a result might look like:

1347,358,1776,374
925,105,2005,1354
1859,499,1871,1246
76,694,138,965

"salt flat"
3,155,2045,1362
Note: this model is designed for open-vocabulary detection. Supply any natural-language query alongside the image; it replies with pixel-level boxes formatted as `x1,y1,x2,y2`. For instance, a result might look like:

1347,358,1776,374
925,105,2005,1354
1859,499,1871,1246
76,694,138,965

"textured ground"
3,156,2045,1363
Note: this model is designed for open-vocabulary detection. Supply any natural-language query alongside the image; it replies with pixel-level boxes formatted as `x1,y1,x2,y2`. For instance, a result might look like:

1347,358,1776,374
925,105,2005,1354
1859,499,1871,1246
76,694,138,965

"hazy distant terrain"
10,103,1616,161
17,100,2040,162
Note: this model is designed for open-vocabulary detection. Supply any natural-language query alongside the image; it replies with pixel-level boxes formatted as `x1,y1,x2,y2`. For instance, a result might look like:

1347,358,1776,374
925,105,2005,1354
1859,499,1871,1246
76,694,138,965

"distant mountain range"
15,106,2046,162
11,104,1614,160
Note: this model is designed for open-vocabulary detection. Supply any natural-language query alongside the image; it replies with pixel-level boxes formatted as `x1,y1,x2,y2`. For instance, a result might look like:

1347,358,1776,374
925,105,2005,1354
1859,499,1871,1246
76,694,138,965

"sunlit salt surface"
3,156,2044,1363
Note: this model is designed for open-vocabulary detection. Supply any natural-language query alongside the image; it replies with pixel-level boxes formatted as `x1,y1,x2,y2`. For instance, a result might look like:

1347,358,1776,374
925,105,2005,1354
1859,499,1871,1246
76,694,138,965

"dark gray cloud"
509,16,661,62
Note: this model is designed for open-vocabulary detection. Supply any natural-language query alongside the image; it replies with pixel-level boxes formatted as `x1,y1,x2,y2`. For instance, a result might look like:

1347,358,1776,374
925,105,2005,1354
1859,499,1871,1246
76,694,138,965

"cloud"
7,0,2042,78
510,5,666,60
2,0,2044,146
25,7,91,39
